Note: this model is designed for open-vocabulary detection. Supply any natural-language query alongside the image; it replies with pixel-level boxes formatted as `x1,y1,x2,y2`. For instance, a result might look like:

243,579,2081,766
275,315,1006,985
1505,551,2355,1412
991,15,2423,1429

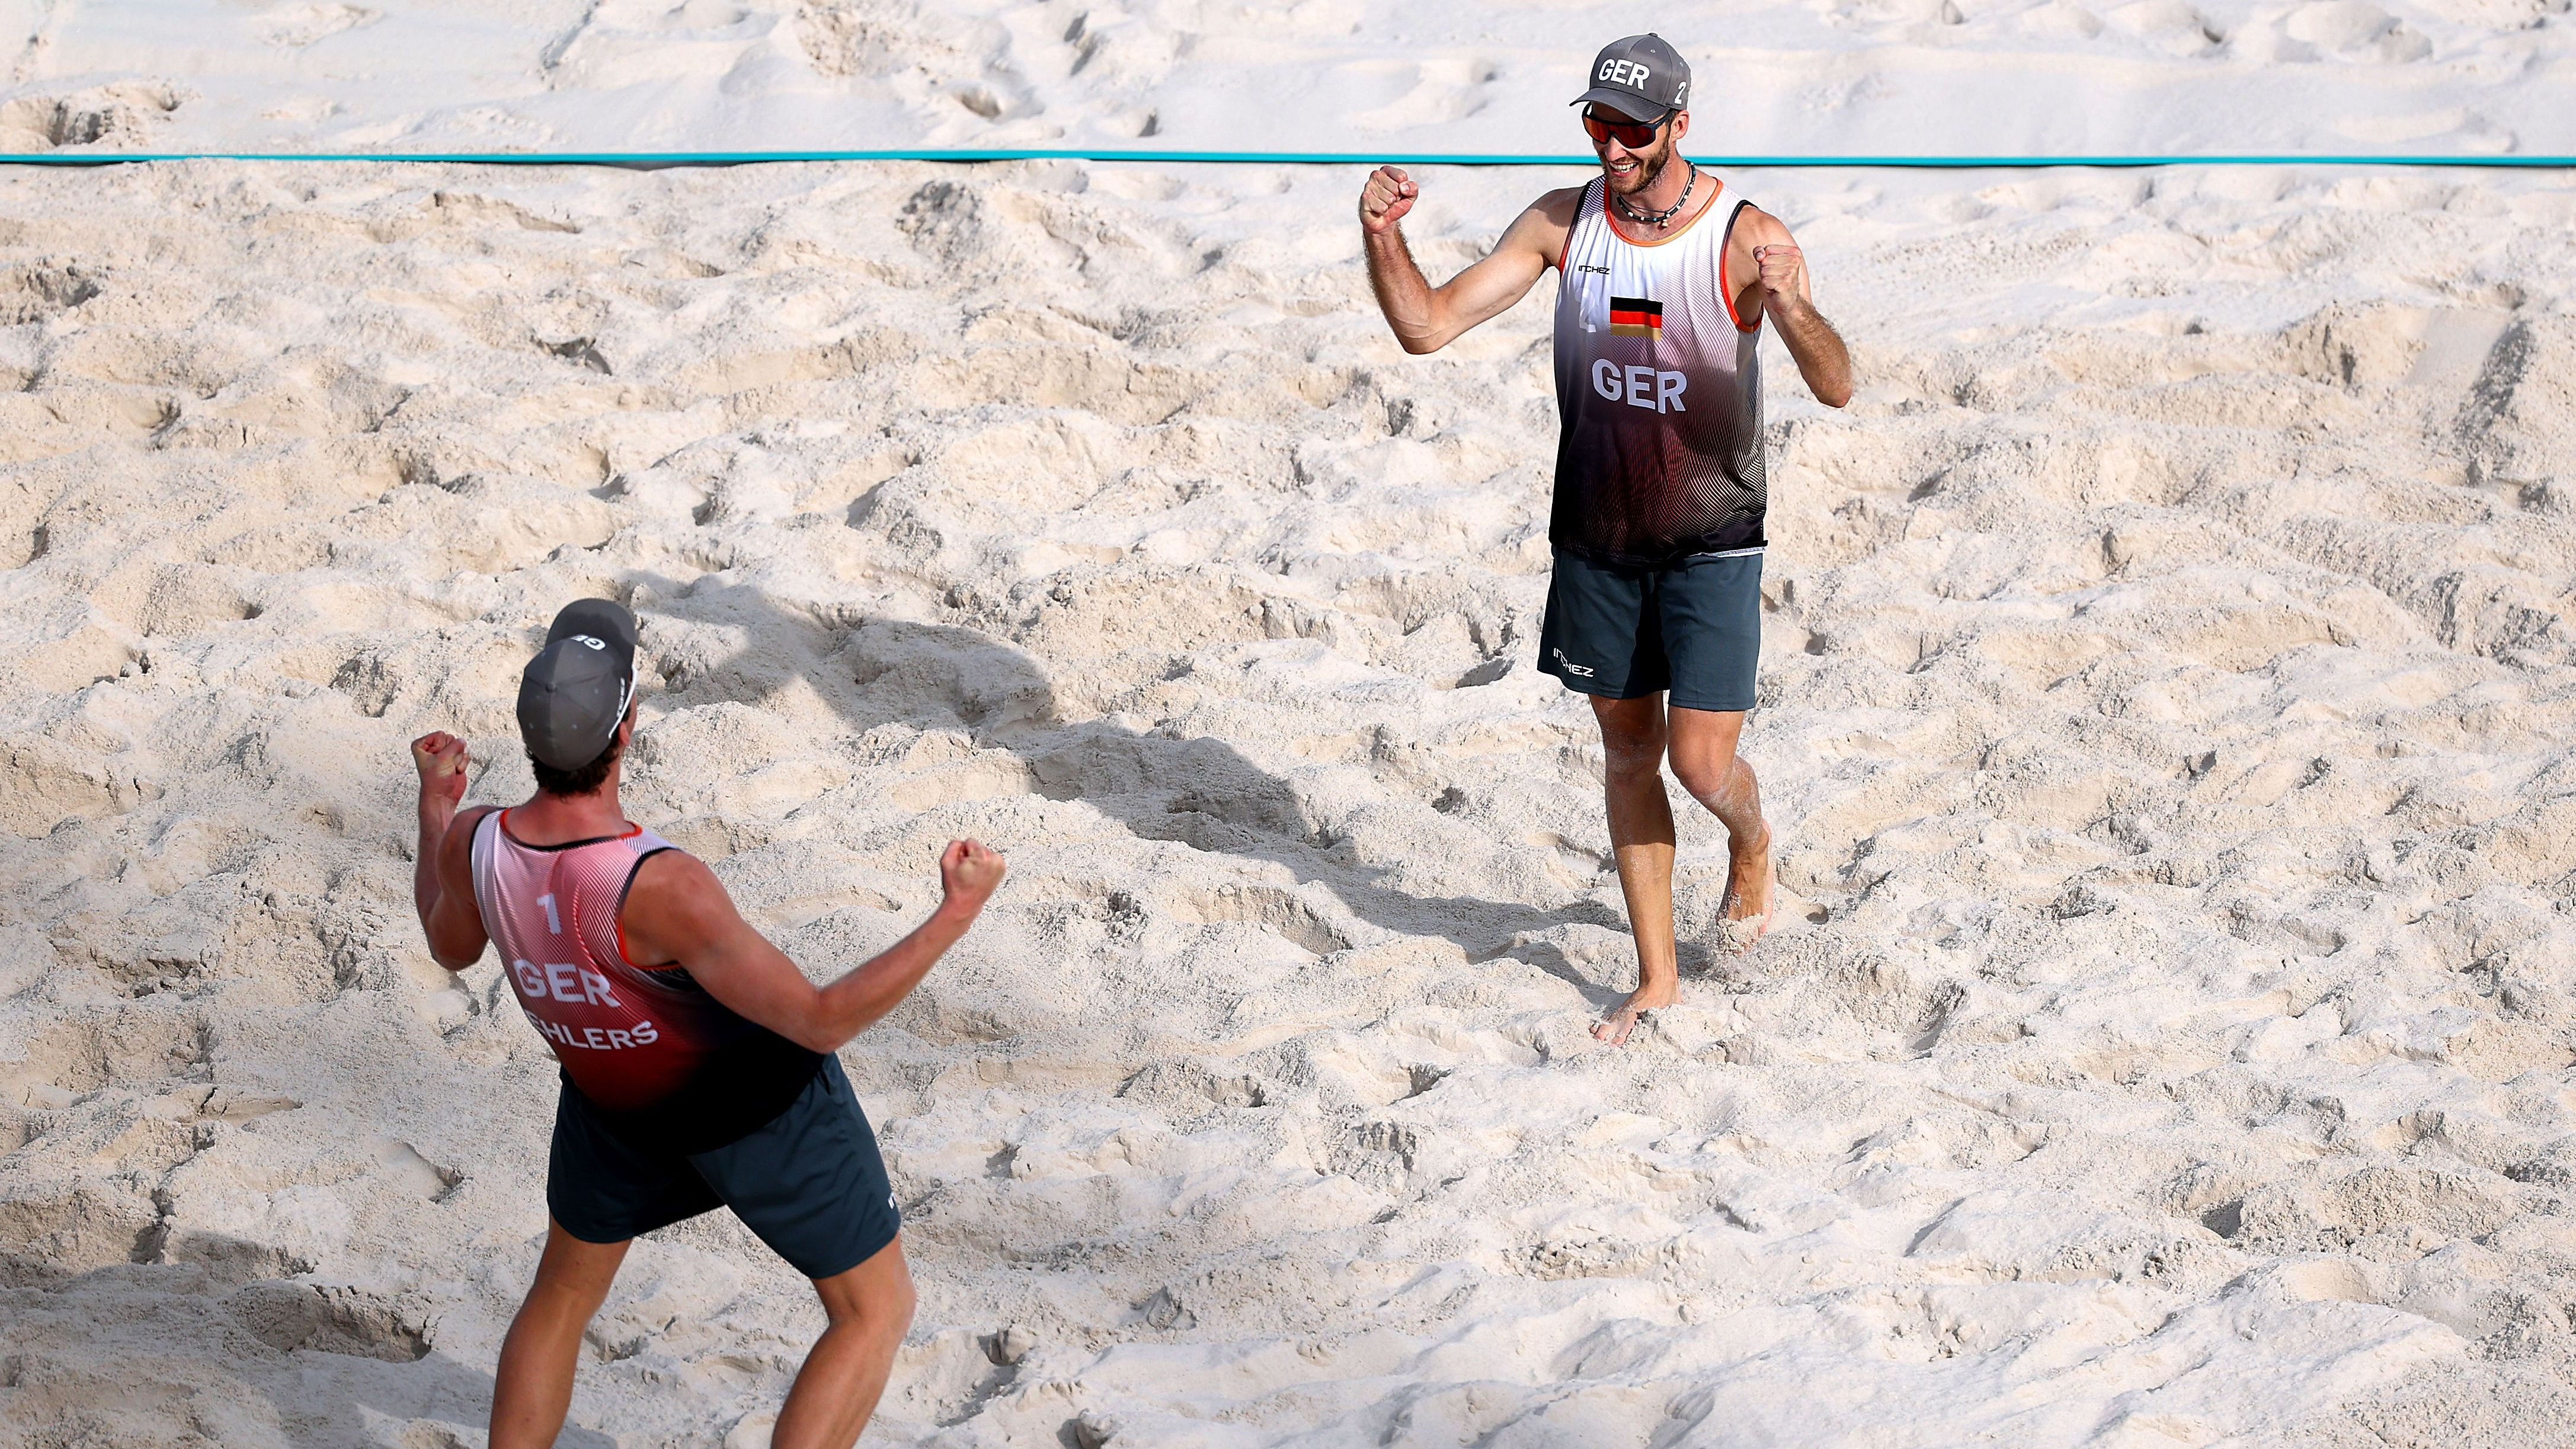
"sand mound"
0,159,2572,1446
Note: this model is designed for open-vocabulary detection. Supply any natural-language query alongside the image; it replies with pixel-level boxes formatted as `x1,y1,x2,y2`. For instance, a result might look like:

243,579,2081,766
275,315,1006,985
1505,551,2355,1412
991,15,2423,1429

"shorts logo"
1592,359,1688,414
1551,647,1595,679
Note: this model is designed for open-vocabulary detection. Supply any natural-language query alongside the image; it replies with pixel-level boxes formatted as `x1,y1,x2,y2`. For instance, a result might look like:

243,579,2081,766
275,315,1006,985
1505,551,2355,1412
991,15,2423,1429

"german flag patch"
1609,296,1663,338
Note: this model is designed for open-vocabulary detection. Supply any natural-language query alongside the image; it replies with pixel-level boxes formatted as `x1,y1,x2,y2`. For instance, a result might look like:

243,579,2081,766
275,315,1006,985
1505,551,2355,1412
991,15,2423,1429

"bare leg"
1667,706,1773,947
771,1235,918,1449
490,1221,630,1449
1589,695,1678,1046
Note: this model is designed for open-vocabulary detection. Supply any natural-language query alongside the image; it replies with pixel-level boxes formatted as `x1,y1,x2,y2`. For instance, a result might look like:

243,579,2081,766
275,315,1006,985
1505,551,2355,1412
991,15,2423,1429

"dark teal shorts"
548,1055,900,1280
1538,549,1763,712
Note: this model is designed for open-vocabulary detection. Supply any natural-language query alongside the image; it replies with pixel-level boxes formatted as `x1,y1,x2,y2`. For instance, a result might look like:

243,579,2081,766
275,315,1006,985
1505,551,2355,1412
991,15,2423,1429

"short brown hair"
530,731,622,797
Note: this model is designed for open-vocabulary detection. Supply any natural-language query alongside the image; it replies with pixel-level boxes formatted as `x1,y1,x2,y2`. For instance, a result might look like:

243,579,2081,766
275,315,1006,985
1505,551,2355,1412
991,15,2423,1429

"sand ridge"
0,158,2572,1445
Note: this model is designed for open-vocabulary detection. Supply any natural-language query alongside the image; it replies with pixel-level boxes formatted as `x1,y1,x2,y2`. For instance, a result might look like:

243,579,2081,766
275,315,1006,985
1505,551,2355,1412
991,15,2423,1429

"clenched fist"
411,731,470,810
1359,165,1419,236
938,838,1006,914
1752,243,1808,308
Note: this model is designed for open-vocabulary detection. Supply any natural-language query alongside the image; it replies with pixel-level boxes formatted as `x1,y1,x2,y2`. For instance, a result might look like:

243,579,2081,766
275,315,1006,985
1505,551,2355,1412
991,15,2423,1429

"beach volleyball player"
406,599,1004,1449
1359,36,1852,1045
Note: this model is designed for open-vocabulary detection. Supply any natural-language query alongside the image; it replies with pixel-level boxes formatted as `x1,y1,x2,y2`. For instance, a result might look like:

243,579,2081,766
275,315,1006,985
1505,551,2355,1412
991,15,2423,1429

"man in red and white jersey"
408,598,1005,1449
1358,36,1853,1045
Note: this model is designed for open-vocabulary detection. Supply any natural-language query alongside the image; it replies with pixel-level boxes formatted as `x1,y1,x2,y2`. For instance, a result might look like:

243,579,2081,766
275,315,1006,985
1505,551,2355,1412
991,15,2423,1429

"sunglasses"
1582,107,1667,149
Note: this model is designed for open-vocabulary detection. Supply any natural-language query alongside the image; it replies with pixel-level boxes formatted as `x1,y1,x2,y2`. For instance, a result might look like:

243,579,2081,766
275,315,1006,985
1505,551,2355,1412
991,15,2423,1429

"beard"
1604,140,1673,197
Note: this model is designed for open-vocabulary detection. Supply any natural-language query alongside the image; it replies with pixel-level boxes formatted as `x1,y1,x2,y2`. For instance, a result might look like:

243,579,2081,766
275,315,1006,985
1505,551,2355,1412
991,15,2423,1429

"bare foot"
1592,982,1675,1047
1713,823,1775,955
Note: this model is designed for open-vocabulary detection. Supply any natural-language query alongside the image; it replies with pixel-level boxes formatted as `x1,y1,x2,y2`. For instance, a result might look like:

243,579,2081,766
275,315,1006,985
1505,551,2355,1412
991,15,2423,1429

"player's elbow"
1805,363,1853,410
422,926,484,971
786,992,857,1054
791,1021,851,1054
1391,302,1455,355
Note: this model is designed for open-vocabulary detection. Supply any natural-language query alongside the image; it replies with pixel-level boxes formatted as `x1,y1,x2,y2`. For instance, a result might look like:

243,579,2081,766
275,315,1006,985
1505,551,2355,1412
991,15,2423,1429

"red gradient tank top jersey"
468,810,822,1151
1550,176,1767,565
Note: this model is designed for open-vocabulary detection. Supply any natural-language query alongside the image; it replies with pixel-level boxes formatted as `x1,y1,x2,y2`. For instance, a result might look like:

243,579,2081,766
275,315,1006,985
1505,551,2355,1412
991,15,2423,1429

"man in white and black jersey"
1359,34,1852,1045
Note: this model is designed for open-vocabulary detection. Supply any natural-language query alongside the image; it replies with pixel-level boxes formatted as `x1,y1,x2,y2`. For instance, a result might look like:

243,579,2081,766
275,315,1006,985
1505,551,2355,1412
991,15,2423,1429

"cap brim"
1569,89,1675,122
547,598,637,655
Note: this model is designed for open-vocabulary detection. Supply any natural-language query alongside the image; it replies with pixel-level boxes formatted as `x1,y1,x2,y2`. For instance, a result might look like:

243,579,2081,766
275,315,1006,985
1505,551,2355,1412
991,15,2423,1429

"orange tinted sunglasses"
1582,108,1666,149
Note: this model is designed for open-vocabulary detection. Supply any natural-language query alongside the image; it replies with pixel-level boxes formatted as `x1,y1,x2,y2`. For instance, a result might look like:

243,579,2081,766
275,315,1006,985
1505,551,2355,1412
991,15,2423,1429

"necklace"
1615,160,1698,230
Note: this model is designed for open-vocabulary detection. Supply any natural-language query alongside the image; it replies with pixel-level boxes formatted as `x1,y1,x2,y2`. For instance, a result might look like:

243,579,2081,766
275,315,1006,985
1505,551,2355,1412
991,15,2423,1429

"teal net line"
2,148,2572,168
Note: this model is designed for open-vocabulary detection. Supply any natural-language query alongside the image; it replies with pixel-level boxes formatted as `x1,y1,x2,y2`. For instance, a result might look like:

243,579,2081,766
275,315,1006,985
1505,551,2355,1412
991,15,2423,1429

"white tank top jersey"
1550,175,1768,567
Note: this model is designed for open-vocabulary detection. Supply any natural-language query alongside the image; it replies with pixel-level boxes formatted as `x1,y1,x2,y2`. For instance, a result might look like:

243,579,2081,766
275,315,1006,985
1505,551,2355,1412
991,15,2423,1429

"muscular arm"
411,731,492,971
619,840,1004,1055
1362,167,1576,355
1732,209,1854,409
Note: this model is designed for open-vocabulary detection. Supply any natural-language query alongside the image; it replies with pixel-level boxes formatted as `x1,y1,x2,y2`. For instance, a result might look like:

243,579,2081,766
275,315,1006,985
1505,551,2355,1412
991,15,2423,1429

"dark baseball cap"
516,599,638,771
1570,34,1692,123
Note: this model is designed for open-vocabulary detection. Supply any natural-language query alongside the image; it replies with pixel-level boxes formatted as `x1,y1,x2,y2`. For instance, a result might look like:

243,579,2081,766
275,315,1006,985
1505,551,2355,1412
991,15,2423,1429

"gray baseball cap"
1570,34,1692,123
517,599,638,771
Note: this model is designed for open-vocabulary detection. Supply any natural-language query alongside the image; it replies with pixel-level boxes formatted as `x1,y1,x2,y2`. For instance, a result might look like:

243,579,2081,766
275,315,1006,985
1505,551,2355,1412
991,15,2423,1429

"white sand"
1,0,2571,156
0,150,2573,1446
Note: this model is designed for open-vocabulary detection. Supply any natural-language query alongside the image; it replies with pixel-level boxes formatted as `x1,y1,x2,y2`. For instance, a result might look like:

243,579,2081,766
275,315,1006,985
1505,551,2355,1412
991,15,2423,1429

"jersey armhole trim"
464,807,504,948
1557,181,1589,274
1718,199,1759,334
614,845,680,971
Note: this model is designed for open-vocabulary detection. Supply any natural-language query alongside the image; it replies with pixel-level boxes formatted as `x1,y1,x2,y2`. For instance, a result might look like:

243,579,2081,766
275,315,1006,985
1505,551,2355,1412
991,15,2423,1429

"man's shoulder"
628,842,726,914
620,839,737,963
1503,185,1587,258
441,804,500,863
1531,184,1589,220
1725,200,1793,246
630,837,707,882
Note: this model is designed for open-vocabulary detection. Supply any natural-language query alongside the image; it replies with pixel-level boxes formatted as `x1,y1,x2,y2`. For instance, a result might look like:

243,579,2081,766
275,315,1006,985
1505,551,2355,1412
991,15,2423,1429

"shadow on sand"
619,575,1664,1003
0,1258,617,1449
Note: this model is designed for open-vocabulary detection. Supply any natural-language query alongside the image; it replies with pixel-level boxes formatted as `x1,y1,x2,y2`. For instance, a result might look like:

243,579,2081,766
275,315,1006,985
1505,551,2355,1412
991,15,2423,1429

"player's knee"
1670,754,1735,802
819,1244,916,1336
513,1284,606,1344
1597,721,1666,782
889,1274,918,1333
850,1278,914,1351
1586,706,1669,773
